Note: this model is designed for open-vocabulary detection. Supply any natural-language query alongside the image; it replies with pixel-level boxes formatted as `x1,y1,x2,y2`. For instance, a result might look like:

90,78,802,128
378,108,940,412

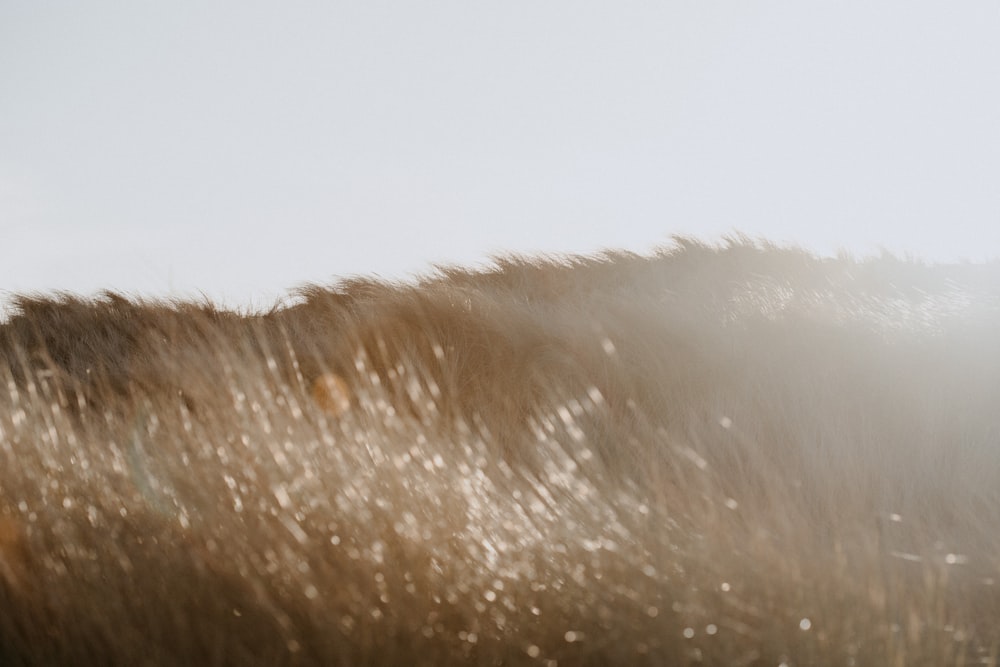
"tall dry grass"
1,239,999,665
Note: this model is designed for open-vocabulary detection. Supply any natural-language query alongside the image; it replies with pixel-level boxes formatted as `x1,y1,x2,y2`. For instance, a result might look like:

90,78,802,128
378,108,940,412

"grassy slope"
1,239,999,665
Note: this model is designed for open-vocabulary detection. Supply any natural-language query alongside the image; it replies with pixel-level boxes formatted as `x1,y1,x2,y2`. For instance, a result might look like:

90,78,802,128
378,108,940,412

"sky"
2,2,999,310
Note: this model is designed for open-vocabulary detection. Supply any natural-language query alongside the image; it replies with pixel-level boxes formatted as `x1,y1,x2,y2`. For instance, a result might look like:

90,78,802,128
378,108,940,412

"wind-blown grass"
1,239,999,665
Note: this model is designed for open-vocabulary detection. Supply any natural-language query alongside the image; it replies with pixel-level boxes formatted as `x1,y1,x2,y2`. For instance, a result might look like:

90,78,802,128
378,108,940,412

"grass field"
2,239,999,665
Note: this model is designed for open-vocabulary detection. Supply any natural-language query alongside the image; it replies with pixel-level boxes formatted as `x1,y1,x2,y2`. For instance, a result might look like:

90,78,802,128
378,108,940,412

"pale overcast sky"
2,2,998,309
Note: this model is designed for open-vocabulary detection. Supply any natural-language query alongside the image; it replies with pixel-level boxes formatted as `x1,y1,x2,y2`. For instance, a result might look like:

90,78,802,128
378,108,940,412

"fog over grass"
3,243,1000,664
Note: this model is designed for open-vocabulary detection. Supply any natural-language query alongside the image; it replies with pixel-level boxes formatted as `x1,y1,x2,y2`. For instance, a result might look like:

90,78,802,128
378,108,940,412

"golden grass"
1,239,999,665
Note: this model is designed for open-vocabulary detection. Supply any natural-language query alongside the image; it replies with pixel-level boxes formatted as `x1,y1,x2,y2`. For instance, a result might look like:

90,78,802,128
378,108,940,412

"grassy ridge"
1,239,999,665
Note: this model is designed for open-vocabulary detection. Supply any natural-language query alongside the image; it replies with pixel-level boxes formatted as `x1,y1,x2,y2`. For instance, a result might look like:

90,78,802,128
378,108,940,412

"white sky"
2,2,999,309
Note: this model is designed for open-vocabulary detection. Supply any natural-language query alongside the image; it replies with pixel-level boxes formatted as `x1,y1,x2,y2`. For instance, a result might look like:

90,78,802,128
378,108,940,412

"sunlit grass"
1,240,999,665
